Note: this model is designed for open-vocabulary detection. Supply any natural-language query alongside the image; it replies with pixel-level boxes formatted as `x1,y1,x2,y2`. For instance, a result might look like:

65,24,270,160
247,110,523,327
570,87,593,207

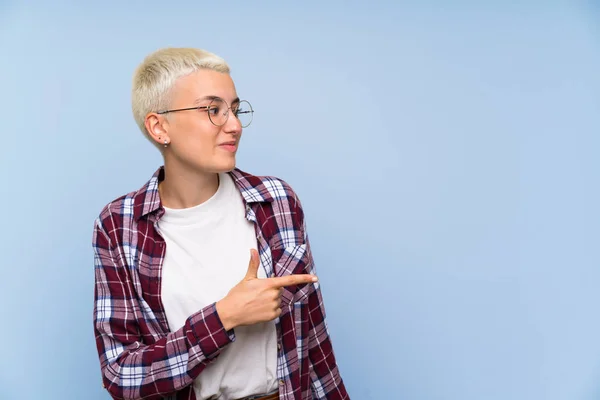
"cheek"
175,120,218,149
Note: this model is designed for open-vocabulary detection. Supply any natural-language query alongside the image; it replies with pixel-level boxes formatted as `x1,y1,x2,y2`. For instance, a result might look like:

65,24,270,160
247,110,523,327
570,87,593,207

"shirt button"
279,380,285,386
277,343,281,351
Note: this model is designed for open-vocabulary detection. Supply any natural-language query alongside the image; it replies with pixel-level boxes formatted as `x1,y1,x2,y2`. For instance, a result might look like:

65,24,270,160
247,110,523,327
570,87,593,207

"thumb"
244,249,260,280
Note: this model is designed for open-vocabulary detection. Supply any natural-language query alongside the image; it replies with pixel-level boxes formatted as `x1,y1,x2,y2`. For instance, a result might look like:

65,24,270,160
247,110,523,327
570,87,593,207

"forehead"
172,69,237,103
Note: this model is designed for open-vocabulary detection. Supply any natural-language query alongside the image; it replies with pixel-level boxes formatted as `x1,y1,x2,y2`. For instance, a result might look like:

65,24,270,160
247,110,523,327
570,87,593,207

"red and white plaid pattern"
92,166,349,400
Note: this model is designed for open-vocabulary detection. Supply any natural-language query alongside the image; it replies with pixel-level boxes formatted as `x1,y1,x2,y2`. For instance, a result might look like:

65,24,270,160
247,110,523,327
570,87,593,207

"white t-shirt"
157,172,278,400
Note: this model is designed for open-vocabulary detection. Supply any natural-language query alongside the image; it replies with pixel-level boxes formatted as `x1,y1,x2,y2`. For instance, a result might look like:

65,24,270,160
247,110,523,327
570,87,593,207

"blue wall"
1,1,599,399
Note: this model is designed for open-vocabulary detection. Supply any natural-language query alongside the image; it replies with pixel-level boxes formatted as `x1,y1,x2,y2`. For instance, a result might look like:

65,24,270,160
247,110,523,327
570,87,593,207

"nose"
223,109,242,134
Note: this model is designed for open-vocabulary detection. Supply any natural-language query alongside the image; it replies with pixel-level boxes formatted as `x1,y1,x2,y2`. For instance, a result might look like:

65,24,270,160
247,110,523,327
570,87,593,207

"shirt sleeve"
92,218,235,400
294,196,350,399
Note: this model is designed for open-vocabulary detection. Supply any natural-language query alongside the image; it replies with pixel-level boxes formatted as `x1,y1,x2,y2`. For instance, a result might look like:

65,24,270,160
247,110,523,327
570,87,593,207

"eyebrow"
194,96,240,105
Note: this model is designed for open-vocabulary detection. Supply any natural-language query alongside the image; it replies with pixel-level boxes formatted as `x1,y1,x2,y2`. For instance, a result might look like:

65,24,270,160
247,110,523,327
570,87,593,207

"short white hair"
131,47,230,148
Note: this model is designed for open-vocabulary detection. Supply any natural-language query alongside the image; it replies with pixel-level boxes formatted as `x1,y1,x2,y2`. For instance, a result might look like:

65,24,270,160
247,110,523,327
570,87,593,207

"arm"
294,198,349,399
93,219,235,400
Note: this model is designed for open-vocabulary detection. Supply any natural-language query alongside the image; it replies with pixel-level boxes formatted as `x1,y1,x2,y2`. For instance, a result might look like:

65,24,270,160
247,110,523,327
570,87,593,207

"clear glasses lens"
207,98,229,126
207,98,254,128
235,100,254,128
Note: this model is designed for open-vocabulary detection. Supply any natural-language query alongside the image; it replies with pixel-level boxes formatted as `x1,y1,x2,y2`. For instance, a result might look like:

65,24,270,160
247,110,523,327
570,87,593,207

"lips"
219,141,237,152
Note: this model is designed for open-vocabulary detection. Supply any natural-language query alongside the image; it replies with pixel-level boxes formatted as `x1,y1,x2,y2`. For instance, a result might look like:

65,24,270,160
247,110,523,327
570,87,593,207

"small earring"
164,139,168,148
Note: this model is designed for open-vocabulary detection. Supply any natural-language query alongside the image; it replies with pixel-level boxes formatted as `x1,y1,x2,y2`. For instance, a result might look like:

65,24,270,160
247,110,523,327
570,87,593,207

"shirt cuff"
188,303,235,358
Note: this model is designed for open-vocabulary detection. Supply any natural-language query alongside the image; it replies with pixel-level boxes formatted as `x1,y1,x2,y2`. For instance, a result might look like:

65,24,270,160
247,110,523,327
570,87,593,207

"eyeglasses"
157,98,254,128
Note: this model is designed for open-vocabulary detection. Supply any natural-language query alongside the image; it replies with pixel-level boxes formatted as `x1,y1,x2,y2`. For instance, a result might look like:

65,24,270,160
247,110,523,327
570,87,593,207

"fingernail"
312,276,318,282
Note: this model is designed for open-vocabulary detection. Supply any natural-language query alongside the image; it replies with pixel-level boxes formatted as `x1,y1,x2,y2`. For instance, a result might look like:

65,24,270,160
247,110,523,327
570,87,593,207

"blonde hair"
131,47,230,148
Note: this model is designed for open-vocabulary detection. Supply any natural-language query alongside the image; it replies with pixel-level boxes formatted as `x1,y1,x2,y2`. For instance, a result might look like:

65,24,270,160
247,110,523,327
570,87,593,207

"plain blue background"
1,1,599,399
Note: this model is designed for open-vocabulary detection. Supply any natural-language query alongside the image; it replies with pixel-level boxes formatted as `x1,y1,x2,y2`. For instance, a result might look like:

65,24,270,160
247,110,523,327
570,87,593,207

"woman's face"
148,69,244,174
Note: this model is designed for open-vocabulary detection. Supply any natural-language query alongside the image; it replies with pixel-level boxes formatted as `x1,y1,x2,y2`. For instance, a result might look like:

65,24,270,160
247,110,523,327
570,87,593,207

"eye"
207,105,221,116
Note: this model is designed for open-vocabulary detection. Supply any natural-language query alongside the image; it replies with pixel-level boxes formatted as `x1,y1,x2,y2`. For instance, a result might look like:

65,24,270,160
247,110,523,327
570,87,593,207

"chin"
213,157,237,173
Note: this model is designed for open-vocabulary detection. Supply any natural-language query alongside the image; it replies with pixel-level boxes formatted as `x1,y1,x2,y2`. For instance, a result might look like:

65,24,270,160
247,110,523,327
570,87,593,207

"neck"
159,157,220,209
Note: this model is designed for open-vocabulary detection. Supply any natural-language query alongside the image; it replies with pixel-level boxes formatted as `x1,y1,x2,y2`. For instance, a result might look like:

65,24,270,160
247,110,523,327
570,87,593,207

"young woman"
92,47,348,400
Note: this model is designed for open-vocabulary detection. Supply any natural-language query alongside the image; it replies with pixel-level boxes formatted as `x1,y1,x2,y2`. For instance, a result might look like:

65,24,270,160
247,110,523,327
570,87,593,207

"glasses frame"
156,98,254,128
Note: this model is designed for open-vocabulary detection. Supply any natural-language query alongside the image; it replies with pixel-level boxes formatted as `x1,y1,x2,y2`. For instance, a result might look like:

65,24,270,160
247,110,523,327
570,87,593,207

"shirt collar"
133,166,275,221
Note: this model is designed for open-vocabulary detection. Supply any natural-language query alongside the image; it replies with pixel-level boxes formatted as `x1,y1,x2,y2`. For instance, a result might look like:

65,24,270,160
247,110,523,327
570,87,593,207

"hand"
216,249,318,330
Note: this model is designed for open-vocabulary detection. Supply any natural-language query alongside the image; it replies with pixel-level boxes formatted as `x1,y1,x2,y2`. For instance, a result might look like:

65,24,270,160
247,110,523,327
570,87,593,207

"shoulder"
94,167,162,234
230,168,308,248
229,168,302,208
94,190,138,235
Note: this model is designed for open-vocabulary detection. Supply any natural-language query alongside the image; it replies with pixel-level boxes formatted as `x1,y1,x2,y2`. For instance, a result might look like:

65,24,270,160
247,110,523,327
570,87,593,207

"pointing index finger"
268,274,318,288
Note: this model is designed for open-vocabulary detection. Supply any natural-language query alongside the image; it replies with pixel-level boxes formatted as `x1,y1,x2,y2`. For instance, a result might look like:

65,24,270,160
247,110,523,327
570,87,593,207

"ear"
145,113,171,146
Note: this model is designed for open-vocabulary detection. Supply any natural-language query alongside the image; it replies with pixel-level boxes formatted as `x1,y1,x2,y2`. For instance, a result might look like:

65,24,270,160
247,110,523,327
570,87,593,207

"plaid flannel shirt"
92,166,349,400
